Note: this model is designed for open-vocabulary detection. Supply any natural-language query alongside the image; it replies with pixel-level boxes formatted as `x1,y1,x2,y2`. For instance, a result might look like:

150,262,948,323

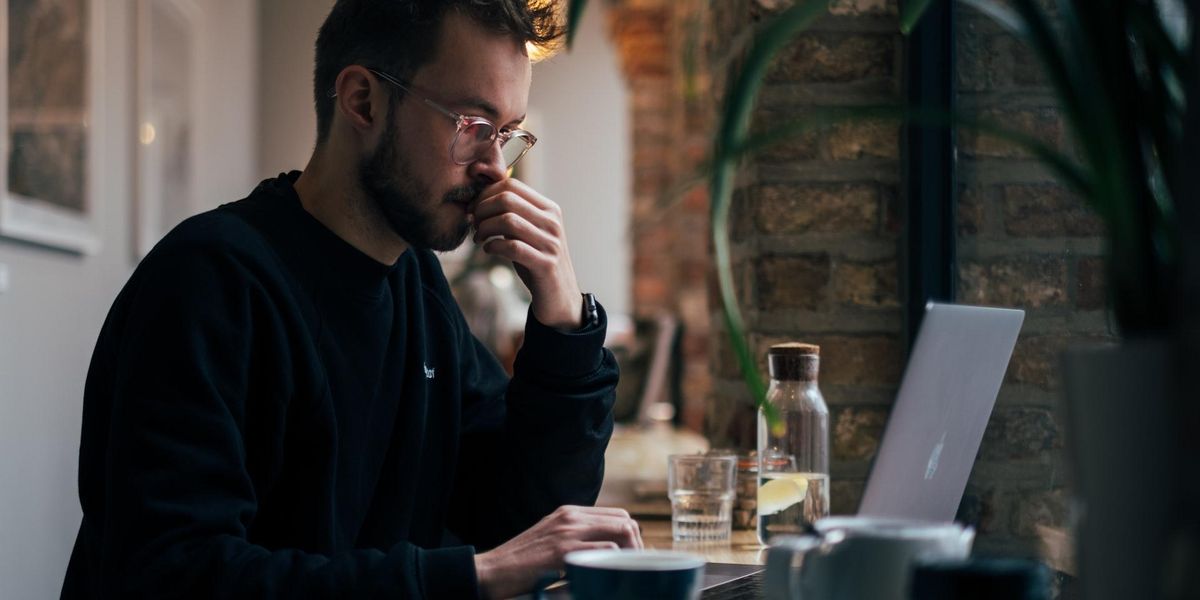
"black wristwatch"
581,293,600,329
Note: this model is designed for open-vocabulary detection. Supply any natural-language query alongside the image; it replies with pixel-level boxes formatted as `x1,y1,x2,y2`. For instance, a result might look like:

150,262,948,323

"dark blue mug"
564,549,706,600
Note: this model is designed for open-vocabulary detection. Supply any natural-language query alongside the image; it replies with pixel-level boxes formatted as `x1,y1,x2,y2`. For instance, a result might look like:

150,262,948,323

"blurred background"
0,0,1152,597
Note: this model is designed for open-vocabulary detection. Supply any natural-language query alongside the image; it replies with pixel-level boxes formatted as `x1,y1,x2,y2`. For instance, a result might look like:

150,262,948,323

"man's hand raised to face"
468,178,584,331
473,505,643,600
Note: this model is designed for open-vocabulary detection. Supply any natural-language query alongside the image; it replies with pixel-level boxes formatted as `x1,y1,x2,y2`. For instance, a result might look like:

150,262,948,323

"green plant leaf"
711,0,831,428
899,0,937,35
566,0,588,49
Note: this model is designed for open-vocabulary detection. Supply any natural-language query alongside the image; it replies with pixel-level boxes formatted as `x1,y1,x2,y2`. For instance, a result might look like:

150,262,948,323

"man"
62,1,641,597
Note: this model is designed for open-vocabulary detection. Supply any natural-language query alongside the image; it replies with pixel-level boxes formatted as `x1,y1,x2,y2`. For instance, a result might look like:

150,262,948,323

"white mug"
765,516,975,600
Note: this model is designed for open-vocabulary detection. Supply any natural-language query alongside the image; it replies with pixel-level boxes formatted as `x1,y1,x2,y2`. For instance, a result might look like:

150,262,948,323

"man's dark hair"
313,0,563,145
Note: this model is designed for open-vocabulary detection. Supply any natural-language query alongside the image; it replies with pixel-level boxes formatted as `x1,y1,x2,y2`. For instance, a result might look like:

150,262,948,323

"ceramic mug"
565,549,706,600
765,516,975,600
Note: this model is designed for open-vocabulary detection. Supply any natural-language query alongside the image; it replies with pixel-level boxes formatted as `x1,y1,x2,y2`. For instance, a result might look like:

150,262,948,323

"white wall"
528,6,631,317
0,1,258,598
257,0,332,177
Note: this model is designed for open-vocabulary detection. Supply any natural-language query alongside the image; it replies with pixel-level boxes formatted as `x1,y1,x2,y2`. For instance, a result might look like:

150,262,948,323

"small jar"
733,452,758,530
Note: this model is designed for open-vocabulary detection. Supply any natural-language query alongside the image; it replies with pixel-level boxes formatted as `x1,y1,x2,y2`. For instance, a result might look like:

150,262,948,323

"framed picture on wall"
0,0,103,254
134,0,197,259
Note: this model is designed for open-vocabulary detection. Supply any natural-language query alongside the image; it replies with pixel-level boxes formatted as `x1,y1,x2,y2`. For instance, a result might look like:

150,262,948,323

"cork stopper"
768,342,820,381
768,343,820,356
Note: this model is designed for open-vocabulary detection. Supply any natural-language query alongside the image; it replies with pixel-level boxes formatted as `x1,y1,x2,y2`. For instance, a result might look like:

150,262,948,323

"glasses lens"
452,120,496,164
501,133,533,168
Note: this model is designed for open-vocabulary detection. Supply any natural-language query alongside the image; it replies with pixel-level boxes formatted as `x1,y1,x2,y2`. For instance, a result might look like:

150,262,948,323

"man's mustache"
446,184,483,205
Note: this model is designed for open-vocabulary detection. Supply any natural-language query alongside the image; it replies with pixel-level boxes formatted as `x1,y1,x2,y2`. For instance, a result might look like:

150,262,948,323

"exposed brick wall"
609,0,1108,556
609,0,719,430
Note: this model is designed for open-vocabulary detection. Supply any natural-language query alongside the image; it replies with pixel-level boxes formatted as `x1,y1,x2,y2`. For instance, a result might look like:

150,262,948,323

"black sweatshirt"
62,172,618,598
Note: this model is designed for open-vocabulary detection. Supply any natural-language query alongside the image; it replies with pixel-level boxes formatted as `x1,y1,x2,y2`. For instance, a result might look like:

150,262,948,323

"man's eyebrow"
457,96,525,127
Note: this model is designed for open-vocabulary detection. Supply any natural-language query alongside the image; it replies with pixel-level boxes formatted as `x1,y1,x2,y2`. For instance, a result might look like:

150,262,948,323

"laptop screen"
858,303,1024,522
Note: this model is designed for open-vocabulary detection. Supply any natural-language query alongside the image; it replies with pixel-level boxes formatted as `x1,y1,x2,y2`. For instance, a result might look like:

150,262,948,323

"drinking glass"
667,454,737,542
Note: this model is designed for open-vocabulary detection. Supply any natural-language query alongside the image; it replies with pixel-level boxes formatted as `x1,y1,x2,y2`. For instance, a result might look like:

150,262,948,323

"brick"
1012,487,1067,537
751,183,879,235
830,479,866,515
956,483,1004,535
833,406,889,461
609,7,668,39
681,261,711,289
993,0,1059,15
958,107,1063,158
832,259,899,308
769,33,896,84
1004,334,1116,389
1003,184,1105,237
956,31,1010,92
634,276,670,310
731,189,755,240
1076,256,1107,310
959,257,1070,309
1007,335,1062,388
706,399,759,449
815,335,904,386
725,274,748,324
979,407,1061,460
676,213,711,256
958,184,986,236
712,326,747,381
755,254,832,310
829,0,898,16
617,40,671,78
882,185,901,237
826,120,901,160
1010,39,1049,87
750,111,820,162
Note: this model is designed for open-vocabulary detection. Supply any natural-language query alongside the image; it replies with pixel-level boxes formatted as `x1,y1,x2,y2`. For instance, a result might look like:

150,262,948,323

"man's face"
360,11,533,252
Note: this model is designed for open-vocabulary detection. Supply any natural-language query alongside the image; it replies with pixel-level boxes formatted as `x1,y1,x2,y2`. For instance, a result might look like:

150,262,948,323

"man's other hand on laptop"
474,505,644,599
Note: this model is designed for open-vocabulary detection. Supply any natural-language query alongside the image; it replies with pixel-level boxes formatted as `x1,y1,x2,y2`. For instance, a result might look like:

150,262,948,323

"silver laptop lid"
858,302,1024,522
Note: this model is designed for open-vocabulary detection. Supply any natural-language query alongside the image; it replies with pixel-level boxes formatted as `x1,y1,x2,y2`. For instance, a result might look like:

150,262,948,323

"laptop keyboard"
702,570,764,599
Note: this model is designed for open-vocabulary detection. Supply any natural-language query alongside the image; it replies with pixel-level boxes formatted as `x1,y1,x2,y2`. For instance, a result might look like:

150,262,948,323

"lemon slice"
758,476,808,516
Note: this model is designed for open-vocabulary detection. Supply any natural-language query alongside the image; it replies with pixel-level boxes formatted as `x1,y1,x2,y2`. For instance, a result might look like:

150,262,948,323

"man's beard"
358,114,479,252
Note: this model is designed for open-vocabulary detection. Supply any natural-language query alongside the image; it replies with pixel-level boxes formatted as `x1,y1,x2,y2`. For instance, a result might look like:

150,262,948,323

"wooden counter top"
638,519,767,565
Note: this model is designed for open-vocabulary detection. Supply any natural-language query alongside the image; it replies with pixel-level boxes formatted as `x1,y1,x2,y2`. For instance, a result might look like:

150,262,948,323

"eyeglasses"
362,68,537,170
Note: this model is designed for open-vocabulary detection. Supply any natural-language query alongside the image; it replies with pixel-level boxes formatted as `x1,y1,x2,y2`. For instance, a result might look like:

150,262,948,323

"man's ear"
333,65,383,134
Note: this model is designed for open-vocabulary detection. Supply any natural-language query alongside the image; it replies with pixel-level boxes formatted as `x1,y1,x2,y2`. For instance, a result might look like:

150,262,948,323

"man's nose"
468,141,507,185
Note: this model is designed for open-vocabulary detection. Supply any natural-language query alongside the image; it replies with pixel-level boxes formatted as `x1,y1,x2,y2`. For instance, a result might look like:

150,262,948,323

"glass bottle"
757,342,830,544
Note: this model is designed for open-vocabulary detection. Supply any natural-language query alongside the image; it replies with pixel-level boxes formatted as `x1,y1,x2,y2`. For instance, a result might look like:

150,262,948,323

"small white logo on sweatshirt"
423,363,436,379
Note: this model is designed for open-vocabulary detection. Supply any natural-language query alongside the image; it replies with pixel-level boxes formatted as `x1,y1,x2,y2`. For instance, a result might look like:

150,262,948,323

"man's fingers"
564,506,633,518
480,237,547,272
470,191,561,236
472,212,559,254
562,540,621,555
478,177,554,212
552,512,642,550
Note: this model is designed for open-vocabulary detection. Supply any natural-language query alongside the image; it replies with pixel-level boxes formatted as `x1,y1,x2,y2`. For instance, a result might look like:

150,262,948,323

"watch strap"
581,293,600,329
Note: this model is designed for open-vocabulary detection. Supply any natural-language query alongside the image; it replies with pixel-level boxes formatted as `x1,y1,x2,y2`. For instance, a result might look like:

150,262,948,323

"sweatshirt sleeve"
78,244,476,599
447,299,619,550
